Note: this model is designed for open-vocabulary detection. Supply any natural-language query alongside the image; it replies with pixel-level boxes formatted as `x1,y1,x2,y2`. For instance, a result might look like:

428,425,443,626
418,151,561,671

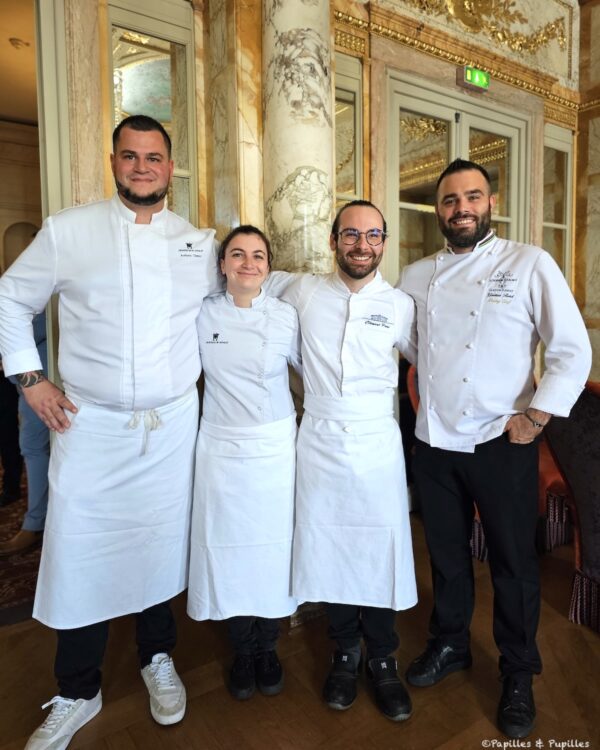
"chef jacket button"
429,404,436,411
470,310,479,317
430,309,436,316
429,342,435,348
466,343,474,349
463,409,471,416
343,426,352,433
437,255,445,262
463,377,470,383
432,281,439,288
478,279,486,285
428,374,434,380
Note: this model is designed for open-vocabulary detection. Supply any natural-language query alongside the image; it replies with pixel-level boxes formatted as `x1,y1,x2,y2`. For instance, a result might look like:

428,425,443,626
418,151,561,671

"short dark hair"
331,199,387,236
218,225,274,269
436,158,491,193
112,115,172,157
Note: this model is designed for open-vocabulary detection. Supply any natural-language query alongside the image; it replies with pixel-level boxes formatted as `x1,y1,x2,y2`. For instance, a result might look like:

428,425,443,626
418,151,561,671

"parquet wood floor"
1,515,598,750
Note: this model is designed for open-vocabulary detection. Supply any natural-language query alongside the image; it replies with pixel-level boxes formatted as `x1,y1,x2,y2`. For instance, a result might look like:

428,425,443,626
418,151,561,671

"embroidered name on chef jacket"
364,313,392,328
206,333,229,344
487,270,517,304
177,242,206,258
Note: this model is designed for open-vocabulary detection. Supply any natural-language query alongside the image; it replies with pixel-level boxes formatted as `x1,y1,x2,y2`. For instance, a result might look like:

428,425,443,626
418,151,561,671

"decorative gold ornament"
395,0,566,54
399,137,507,190
400,117,447,141
334,10,578,118
335,30,367,55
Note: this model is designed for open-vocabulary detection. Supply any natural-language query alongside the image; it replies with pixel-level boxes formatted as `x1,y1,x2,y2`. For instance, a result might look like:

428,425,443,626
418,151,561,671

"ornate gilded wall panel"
336,8,577,103
373,0,577,89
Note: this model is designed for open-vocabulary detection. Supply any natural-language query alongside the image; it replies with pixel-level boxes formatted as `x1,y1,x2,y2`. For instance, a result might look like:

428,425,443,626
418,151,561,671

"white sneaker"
141,653,186,725
25,691,102,750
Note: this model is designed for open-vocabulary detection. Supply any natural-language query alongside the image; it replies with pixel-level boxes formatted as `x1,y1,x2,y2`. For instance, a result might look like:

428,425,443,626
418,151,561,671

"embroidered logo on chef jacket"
487,270,517,304
206,333,229,344
177,242,205,258
364,313,391,328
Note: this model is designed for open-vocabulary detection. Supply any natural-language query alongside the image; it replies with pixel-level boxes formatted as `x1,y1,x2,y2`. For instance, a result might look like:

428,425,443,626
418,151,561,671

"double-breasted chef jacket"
282,271,418,611
398,232,592,452
0,195,220,628
187,290,302,621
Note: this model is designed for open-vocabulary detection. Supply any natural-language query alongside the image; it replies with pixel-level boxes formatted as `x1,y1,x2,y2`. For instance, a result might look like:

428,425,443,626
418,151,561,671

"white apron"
187,413,298,621
293,393,417,611
33,387,199,629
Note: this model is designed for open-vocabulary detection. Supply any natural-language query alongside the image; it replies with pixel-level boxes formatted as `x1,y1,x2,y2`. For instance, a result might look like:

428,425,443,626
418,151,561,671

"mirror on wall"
111,25,191,220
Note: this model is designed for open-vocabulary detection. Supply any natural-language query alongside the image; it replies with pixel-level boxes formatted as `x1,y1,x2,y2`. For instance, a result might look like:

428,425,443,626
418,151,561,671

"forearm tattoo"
16,370,46,388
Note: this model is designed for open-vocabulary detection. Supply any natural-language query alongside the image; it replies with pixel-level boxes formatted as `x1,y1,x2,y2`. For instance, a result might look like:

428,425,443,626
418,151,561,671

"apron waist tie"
304,393,394,421
127,409,162,455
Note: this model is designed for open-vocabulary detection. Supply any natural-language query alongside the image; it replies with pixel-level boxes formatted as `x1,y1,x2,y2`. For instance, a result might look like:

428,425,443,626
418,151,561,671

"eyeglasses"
336,228,386,247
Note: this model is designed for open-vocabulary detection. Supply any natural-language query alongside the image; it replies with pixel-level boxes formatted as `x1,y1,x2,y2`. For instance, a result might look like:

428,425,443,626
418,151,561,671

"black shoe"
0,490,20,508
255,650,284,696
497,674,536,739
323,650,361,711
406,640,472,687
228,654,256,700
367,657,412,722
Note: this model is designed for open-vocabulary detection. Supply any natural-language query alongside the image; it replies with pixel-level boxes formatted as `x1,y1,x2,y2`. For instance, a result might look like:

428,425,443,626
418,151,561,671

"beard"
336,246,383,280
438,204,492,249
116,180,169,207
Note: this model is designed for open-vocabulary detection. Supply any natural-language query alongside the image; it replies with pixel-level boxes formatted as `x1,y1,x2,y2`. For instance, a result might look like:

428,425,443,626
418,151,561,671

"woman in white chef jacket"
187,225,301,701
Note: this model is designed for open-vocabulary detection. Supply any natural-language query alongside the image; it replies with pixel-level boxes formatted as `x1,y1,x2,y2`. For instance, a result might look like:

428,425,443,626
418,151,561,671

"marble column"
205,0,263,237
263,0,335,273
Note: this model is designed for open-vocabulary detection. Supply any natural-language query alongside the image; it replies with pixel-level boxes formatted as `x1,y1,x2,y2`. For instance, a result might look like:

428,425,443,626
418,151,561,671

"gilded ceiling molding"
579,98,600,113
397,0,567,56
544,100,577,129
334,9,579,118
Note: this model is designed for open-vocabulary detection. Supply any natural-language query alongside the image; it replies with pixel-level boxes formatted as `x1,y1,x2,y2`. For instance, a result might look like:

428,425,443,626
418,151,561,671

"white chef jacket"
198,289,301,426
0,194,219,409
0,194,219,628
282,272,416,397
187,289,301,620
282,271,418,610
398,232,592,452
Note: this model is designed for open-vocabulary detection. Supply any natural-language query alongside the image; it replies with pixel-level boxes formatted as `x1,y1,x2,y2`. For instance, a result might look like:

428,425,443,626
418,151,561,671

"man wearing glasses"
281,200,418,721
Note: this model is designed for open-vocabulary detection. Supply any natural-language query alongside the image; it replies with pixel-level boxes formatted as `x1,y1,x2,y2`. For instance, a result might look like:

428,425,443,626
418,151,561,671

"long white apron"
293,393,417,611
33,388,199,629
187,413,298,621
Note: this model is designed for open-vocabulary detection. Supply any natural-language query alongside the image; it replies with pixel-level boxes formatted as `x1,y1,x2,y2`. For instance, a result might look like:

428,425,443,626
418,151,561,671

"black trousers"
0,371,23,496
327,603,399,660
55,601,176,700
412,434,542,677
226,616,280,656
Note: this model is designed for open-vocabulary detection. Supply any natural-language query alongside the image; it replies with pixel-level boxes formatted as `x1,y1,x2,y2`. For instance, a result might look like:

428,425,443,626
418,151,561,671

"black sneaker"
367,657,412,721
497,674,536,739
228,654,256,700
255,650,284,696
323,650,361,711
406,639,472,687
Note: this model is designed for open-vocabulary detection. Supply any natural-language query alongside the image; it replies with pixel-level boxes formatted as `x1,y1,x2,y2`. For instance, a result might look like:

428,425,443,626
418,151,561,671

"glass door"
385,75,530,284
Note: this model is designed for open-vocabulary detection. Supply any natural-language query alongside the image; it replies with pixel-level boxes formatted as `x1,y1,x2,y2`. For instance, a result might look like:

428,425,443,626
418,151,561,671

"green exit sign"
458,66,490,92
